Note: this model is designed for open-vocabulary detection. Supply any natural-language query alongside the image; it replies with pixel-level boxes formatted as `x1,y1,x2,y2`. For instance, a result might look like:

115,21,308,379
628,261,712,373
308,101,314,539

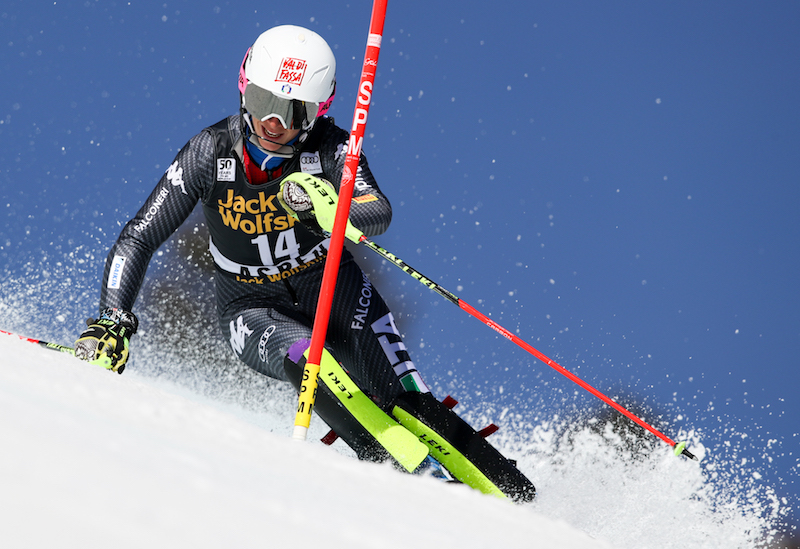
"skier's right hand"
74,308,138,374
278,173,365,243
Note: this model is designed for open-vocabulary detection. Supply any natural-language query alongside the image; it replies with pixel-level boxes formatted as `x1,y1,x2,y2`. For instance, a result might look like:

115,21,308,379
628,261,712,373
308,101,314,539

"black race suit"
98,115,427,408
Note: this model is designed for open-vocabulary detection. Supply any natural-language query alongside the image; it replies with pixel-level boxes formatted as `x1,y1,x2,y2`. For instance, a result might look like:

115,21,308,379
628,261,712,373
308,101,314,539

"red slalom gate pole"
356,236,698,461
293,0,389,441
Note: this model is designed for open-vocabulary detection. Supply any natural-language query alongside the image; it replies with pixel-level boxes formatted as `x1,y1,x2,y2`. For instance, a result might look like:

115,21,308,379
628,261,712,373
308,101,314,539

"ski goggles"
238,49,334,130
243,83,317,130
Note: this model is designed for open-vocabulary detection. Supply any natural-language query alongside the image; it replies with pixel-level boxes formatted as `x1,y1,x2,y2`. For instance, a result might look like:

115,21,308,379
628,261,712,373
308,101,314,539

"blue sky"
2,0,798,530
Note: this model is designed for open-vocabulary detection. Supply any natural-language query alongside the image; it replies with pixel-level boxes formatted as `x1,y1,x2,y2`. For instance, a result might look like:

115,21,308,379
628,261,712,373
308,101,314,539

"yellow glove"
74,308,138,373
278,173,364,243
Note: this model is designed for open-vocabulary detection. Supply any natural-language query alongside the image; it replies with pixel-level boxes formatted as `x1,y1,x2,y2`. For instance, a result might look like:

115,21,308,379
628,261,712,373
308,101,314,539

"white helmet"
239,25,336,131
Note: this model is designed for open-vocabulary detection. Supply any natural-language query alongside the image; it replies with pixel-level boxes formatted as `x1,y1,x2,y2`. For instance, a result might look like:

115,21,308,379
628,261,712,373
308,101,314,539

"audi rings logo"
299,152,322,174
257,325,276,363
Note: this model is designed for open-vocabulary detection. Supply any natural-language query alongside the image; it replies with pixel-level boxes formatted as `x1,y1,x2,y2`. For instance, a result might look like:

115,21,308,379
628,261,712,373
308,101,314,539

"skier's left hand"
74,308,138,373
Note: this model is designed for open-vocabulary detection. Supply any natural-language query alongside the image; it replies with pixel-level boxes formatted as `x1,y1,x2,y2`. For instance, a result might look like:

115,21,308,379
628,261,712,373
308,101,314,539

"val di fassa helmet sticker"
275,57,307,87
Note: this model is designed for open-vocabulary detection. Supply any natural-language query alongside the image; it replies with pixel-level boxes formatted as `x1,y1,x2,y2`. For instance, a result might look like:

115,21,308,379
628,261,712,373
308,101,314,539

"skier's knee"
283,338,312,391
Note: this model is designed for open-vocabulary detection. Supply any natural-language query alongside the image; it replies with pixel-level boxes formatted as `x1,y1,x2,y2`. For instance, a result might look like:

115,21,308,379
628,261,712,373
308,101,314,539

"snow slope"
0,335,611,549
0,331,787,548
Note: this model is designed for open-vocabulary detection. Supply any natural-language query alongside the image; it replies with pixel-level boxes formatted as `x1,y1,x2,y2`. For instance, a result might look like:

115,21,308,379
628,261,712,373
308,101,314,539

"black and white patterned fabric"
95,115,426,408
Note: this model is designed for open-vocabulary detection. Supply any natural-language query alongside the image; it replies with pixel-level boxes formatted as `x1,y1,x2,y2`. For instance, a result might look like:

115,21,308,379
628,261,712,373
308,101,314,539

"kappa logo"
166,161,187,195
334,143,346,161
229,316,253,356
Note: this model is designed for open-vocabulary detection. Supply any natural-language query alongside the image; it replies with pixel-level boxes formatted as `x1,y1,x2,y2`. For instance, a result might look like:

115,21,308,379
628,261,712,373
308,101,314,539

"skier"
72,25,536,500
74,24,427,455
